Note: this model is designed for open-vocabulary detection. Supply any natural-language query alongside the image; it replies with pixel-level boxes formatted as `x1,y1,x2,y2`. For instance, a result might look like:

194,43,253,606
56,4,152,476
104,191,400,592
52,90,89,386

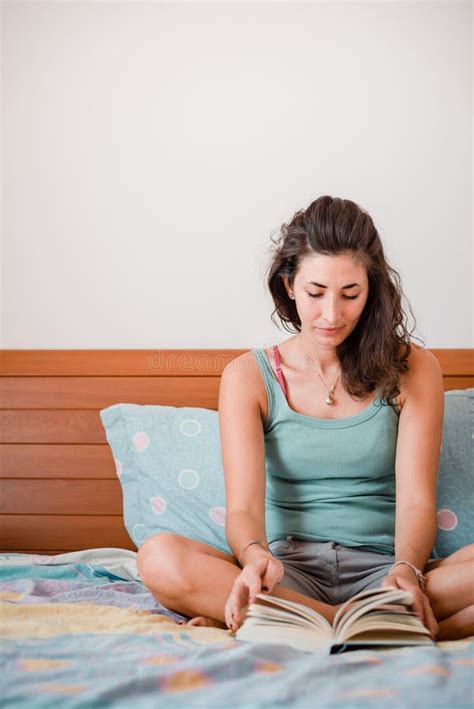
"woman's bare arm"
218,352,271,567
392,346,445,574
379,347,444,638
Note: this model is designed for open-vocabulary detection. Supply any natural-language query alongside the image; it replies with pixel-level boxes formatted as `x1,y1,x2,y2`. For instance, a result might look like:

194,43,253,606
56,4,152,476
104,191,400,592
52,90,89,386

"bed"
1,348,473,708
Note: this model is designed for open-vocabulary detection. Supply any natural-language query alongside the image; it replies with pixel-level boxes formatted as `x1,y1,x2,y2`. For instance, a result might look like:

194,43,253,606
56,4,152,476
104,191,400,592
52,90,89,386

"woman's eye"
307,294,359,300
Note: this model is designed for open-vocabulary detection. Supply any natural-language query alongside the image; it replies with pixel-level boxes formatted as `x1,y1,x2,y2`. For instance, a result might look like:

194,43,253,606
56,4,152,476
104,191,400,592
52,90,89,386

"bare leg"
437,604,474,641
137,533,338,629
425,560,474,620
424,543,474,572
422,543,474,640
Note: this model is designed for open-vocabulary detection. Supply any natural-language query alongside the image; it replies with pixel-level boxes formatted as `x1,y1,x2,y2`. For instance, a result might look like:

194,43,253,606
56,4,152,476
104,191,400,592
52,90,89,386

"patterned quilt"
1,549,473,708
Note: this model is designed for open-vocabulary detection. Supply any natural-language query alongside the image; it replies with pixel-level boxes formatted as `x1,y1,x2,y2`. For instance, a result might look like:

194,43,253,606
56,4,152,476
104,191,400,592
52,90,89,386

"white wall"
1,0,472,349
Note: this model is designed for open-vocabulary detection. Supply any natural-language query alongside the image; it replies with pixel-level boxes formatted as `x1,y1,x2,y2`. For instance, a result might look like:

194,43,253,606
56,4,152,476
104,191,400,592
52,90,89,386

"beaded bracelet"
389,560,427,592
238,540,273,567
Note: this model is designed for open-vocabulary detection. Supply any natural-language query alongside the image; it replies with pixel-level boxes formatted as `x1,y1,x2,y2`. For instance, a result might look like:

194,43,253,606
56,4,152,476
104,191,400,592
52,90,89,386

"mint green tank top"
252,348,400,555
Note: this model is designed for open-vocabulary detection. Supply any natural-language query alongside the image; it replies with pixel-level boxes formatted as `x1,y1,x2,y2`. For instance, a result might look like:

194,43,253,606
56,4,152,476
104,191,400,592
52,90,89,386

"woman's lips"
318,327,342,335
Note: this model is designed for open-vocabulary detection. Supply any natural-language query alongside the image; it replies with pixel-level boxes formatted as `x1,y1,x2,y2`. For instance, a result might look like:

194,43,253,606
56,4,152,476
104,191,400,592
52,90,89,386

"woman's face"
284,252,369,346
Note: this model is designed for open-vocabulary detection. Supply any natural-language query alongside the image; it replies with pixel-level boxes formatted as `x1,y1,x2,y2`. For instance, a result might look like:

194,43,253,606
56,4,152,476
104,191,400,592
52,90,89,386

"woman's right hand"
224,555,285,633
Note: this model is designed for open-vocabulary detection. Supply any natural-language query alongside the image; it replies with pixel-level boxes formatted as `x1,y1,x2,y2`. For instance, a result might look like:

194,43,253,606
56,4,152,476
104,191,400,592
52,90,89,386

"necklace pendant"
325,395,334,405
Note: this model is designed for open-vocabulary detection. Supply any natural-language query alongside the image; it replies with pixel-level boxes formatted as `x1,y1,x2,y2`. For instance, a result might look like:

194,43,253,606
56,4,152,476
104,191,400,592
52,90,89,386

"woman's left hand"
381,572,438,640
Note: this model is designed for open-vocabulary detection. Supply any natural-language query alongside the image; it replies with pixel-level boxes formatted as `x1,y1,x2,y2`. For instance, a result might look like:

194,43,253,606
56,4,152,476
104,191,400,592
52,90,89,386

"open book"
235,586,435,654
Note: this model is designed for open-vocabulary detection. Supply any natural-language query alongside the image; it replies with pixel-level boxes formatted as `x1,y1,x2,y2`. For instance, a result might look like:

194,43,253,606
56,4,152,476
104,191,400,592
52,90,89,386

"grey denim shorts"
269,536,419,605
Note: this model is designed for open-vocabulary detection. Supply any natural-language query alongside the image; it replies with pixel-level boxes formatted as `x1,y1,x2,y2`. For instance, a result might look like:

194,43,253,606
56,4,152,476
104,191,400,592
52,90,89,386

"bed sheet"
1,549,473,708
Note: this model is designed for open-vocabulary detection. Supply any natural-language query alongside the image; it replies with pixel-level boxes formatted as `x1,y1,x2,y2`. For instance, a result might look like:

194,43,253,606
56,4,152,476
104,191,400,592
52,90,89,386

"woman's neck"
294,333,340,375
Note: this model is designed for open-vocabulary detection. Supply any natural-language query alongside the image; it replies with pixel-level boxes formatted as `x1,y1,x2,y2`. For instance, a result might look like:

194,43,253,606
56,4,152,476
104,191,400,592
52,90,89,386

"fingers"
224,559,285,633
422,595,439,640
385,576,438,639
261,559,285,596
414,597,437,639
247,575,264,604
224,572,261,633
406,591,438,639
225,599,248,634
224,586,245,632
397,578,428,627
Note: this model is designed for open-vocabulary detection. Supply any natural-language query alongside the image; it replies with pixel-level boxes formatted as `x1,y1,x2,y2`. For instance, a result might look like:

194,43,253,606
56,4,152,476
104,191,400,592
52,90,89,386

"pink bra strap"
271,345,288,398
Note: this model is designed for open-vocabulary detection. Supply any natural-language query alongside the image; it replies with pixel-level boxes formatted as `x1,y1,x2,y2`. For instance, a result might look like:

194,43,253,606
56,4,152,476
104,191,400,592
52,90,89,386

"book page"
333,587,412,628
337,601,410,636
338,617,432,642
334,589,414,638
246,605,322,631
253,593,333,634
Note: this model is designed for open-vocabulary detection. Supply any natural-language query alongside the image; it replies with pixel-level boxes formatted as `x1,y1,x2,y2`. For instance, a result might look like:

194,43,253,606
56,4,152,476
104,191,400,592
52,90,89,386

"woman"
137,195,474,641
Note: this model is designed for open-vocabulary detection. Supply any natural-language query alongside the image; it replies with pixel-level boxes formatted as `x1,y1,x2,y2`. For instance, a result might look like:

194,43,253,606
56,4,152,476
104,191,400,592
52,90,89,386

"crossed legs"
137,534,474,640
137,533,337,629
423,544,474,640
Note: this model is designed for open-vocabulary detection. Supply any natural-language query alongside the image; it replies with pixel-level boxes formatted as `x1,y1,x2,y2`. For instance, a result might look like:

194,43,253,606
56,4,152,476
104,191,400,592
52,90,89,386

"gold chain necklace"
298,336,341,406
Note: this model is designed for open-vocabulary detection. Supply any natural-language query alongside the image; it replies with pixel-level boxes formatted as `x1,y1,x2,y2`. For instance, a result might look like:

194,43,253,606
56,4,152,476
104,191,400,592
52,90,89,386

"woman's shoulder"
398,342,443,407
403,342,442,376
223,349,263,375
221,350,268,423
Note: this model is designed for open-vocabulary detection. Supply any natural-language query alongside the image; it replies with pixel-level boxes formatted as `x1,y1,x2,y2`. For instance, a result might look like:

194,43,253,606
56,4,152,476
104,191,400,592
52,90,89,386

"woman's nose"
322,300,341,325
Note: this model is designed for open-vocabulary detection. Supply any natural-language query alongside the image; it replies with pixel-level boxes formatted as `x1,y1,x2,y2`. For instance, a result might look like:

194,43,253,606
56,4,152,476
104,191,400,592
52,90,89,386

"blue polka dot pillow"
432,388,473,558
100,389,473,558
100,403,232,554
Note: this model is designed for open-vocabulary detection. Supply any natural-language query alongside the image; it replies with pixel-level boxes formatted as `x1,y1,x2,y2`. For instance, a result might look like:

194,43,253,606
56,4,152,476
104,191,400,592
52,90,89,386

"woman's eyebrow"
306,282,360,289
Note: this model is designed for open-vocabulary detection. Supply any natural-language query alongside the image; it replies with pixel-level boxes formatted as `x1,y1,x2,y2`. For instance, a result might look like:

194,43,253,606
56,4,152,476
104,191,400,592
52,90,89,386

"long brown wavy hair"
266,195,424,407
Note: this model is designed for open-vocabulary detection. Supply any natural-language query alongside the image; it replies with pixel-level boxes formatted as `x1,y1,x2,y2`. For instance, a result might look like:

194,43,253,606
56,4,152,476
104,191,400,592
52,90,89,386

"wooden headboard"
1,349,473,555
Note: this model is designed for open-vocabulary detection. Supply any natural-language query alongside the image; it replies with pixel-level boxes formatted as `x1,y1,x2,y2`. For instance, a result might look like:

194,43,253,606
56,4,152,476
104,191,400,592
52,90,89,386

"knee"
137,532,192,596
449,544,474,564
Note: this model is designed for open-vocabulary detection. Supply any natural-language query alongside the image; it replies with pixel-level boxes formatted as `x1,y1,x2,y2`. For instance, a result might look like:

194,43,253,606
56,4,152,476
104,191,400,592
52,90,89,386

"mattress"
1,548,473,708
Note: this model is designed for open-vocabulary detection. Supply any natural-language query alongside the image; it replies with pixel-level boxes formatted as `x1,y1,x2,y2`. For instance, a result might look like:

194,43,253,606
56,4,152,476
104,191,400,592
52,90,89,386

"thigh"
425,544,474,572
424,558,474,620
137,532,240,571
